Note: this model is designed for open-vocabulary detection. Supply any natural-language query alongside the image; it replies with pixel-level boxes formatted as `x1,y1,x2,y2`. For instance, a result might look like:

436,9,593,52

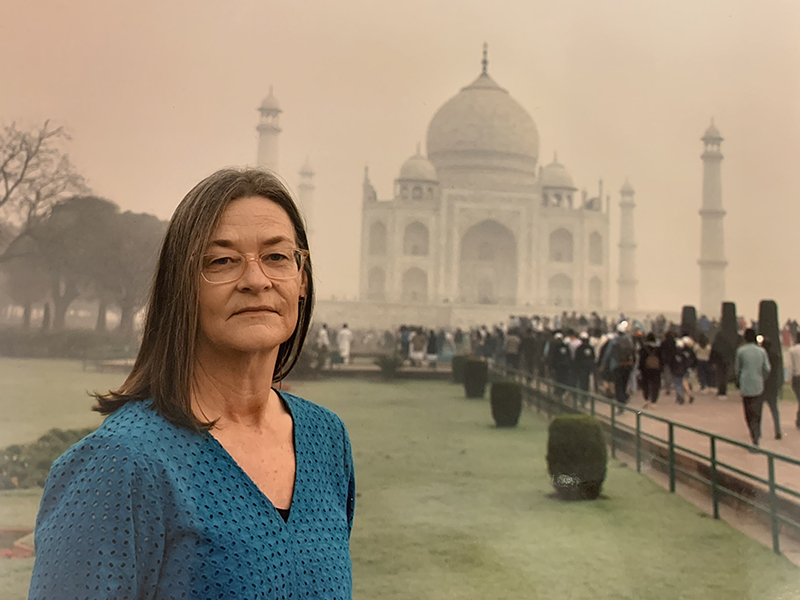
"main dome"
426,70,540,191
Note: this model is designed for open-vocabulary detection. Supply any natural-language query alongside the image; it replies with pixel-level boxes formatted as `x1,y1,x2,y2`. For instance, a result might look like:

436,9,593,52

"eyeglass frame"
200,248,310,285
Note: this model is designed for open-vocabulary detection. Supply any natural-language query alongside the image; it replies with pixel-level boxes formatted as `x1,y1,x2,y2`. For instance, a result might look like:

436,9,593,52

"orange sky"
2,0,799,320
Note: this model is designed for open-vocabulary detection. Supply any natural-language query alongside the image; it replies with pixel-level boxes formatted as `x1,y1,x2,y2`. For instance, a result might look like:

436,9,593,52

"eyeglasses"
201,249,309,284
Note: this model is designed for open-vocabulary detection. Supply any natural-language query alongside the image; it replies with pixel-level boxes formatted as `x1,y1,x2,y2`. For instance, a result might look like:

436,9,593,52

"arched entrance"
459,220,517,304
401,268,428,303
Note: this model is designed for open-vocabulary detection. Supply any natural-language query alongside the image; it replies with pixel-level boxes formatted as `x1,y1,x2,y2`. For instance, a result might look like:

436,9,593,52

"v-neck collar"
204,388,300,526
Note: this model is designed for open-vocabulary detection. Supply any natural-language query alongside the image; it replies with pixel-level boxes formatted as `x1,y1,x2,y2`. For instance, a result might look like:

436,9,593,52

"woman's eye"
265,253,290,262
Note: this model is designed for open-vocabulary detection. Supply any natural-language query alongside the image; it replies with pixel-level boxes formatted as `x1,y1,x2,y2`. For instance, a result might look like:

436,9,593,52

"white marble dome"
398,151,437,182
426,71,539,191
540,154,576,190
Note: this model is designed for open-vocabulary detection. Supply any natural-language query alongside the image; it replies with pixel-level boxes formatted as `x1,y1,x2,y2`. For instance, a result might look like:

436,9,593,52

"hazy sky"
2,0,798,320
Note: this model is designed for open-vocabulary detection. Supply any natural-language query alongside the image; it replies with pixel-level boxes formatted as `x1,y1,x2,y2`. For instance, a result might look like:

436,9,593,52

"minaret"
298,157,316,248
698,119,727,317
618,180,637,313
256,86,281,172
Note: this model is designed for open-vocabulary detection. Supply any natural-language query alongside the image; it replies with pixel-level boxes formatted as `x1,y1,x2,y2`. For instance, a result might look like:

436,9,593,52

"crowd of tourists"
310,312,800,449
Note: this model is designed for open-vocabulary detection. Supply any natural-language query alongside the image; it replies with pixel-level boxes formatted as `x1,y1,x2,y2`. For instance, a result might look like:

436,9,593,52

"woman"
29,169,356,600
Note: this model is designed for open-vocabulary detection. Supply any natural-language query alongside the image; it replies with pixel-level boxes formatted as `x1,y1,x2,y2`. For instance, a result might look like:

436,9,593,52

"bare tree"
0,121,86,262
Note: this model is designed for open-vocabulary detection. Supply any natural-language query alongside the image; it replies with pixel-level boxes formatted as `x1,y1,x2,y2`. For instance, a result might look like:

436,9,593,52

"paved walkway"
591,386,800,501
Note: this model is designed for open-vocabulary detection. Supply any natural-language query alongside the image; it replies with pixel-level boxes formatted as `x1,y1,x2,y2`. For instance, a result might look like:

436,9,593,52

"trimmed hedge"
463,359,488,399
681,306,697,338
546,414,607,500
451,354,467,384
0,328,138,360
0,427,96,489
375,353,403,380
490,381,522,427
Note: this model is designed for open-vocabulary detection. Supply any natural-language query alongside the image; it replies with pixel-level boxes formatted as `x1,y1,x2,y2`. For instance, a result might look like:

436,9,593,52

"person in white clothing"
337,323,353,365
789,332,800,429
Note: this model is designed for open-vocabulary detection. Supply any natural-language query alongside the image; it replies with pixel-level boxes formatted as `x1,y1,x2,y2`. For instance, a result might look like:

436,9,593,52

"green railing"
490,363,800,556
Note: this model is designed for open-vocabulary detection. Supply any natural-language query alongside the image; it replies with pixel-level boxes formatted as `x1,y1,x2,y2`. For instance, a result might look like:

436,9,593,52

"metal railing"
489,363,800,556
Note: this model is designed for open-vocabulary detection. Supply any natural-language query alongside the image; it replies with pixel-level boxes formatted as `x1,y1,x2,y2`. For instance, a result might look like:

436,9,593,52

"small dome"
259,86,281,113
702,119,722,142
539,153,576,190
398,149,438,182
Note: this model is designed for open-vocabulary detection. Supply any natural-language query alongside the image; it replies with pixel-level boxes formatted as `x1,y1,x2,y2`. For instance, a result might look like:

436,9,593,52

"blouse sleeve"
28,433,165,600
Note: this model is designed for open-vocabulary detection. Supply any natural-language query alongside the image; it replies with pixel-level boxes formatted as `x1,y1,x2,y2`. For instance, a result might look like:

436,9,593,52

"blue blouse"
28,391,355,600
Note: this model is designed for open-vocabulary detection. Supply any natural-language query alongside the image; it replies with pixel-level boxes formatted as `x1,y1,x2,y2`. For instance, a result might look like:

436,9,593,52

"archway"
403,221,429,256
549,228,573,263
459,220,517,304
549,274,573,307
401,268,428,303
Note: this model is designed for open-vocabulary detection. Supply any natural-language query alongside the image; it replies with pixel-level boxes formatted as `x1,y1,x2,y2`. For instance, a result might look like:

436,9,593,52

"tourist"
28,168,355,598
572,331,596,394
670,339,690,405
409,327,428,366
599,321,637,412
337,322,353,365
639,333,662,406
548,331,573,395
505,327,522,370
694,333,712,392
761,338,783,440
711,330,735,398
426,328,438,368
789,332,800,428
659,330,677,396
734,328,771,448
316,322,331,370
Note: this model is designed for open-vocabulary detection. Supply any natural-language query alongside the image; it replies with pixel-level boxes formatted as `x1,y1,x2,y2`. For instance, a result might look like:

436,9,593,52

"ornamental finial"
482,42,488,75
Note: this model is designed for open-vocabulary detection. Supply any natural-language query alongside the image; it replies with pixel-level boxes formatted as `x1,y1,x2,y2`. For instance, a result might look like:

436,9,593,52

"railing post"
636,412,642,473
768,455,781,555
710,437,719,519
668,423,676,493
610,405,617,459
590,395,595,417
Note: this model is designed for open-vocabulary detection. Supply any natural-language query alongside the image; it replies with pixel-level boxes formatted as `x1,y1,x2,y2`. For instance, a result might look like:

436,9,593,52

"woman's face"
196,196,307,358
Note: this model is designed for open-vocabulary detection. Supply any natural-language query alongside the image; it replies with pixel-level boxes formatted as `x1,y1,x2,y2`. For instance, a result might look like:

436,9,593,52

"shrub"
463,358,488,399
680,306,697,338
451,354,467,384
0,427,96,489
546,414,607,500
490,381,522,427
375,353,403,380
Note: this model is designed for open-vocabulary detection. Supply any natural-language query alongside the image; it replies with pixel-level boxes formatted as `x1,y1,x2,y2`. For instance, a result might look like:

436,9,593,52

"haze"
2,0,798,320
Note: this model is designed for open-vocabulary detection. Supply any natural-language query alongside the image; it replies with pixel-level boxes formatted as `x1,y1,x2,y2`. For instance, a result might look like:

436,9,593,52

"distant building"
356,48,630,326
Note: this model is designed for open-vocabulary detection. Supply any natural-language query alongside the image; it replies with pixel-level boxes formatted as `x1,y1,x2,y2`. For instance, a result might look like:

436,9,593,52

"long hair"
94,168,315,430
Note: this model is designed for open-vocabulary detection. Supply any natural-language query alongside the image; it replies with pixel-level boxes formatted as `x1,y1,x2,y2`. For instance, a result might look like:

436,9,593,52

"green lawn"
0,358,121,446
1,360,800,598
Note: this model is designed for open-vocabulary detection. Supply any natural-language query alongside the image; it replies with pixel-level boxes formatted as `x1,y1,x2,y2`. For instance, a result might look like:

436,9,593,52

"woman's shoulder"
54,400,199,474
279,390,347,432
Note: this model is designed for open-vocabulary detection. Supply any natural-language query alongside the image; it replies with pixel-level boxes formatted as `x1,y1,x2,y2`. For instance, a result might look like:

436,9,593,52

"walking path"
593,386,800,500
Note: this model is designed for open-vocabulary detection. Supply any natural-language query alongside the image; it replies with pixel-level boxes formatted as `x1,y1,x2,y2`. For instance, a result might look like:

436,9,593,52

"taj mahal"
253,48,727,328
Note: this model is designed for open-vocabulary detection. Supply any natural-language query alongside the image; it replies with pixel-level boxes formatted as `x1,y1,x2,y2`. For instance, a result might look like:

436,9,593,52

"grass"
1,360,799,598
0,358,122,446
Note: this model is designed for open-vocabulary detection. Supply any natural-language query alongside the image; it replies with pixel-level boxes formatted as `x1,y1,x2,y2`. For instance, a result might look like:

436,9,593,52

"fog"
2,0,798,319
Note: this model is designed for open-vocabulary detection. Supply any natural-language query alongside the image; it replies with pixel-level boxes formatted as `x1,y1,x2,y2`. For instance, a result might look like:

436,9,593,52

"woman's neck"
191,348,282,431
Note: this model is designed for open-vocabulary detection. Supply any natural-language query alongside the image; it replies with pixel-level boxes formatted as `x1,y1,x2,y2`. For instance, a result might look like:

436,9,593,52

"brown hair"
93,168,315,430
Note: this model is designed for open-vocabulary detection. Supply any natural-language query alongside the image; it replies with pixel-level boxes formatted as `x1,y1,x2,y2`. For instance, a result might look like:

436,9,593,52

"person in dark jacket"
660,330,677,396
670,339,690,405
761,338,783,440
639,333,662,405
548,332,573,396
572,332,596,394
710,332,735,398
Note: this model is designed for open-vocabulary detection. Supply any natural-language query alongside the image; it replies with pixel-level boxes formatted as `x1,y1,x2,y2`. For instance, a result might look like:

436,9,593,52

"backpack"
644,349,660,370
614,335,636,366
